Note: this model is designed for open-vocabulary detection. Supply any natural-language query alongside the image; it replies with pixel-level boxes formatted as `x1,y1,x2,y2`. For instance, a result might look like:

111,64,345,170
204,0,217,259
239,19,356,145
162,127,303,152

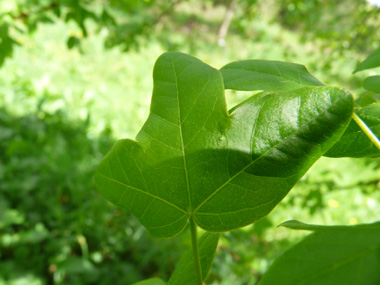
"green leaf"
324,103,380,157
169,232,219,285
220,60,324,92
133,278,166,285
67,35,81,50
259,221,380,285
0,23,19,66
95,52,353,238
354,47,380,73
363,75,380,93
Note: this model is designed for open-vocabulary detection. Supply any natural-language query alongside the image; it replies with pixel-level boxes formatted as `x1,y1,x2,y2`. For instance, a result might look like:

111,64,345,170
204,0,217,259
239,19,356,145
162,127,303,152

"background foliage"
1,0,380,284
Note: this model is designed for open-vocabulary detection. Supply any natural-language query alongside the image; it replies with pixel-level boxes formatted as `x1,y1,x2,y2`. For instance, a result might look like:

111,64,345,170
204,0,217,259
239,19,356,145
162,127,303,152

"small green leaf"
67,36,81,49
95,52,354,238
169,232,219,285
325,103,380,157
354,47,380,73
220,60,323,92
363,76,380,93
260,221,380,285
133,278,166,285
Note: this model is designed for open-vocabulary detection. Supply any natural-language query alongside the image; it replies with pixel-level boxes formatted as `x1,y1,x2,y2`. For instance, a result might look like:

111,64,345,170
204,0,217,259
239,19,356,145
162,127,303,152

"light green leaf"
169,232,219,285
220,60,323,92
363,75,380,93
133,278,166,285
260,221,380,285
325,103,380,157
354,47,380,73
95,52,353,238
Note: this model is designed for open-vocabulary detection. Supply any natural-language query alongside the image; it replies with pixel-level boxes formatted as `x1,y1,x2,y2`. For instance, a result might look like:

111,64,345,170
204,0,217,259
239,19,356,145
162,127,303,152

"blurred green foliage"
0,105,187,284
0,0,380,284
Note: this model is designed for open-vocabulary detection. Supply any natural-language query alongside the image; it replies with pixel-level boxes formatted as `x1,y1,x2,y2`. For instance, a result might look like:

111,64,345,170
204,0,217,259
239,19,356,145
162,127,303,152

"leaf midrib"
172,58,192,213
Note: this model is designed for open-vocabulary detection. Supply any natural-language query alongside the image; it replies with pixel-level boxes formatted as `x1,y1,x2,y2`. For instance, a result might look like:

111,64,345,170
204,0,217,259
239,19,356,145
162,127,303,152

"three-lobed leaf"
95,52,354,238
324,103,380,157
259,220,380,285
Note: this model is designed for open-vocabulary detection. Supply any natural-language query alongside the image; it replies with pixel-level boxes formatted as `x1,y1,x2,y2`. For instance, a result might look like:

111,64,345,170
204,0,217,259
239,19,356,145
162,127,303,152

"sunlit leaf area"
1,0,379,284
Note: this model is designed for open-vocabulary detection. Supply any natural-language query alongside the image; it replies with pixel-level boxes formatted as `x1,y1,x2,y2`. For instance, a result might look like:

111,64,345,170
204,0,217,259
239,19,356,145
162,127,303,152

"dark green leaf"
0,23,19,66
133,278,166,285
260,221,380,285
325,103,380,157
169,232,219,285
363,76,380,93
354,47,380,73
67,35,81,49
220,60,324,92
95,52,353,238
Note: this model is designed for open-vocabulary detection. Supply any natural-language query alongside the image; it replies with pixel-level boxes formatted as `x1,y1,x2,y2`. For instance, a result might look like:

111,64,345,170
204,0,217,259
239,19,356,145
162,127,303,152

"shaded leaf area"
259,220,380,285
95,52,354,238
363,76,380,93
354,47,380,73
169,233,219,285
325,103,380,157
220,60,323,92
0,107,182,284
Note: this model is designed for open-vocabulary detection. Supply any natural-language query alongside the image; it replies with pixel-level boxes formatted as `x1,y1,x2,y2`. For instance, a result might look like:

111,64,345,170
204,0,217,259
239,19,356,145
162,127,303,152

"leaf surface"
259,221,380,285
324,103,380,157
354,47,380,73
363,75,380,93
220,60,323,92
168,232,219,285
95,52,353,238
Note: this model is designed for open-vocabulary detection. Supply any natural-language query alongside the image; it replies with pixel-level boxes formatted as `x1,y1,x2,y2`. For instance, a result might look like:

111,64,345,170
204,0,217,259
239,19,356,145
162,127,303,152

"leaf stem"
190,217,203,285
352,112,380,151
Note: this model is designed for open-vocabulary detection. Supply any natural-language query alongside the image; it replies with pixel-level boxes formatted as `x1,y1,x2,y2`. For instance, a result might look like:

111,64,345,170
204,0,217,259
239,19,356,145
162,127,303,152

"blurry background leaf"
363,75,380,93
354,47,380,73
134,278,167,285
66,35,81,50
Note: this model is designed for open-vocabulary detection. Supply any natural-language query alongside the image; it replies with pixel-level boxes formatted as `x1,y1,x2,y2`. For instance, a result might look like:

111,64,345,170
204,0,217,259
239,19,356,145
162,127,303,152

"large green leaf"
220,60,323,92
363,75,380,93
325,103,380,157
169,232,219,285
259,220,380,285
95,52,353,238
354,47,380,73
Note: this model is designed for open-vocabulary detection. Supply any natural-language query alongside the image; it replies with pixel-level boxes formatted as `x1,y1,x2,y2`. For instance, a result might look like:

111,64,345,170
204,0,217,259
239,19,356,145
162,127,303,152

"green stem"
190,217,203,285
352,112,380,151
